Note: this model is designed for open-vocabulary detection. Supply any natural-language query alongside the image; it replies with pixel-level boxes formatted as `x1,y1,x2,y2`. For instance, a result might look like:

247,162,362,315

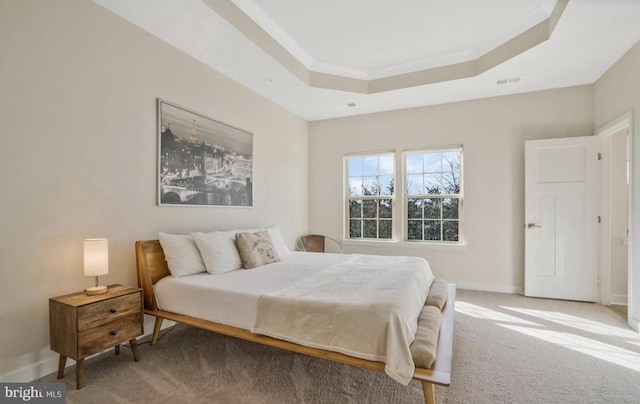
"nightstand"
49,284,143,389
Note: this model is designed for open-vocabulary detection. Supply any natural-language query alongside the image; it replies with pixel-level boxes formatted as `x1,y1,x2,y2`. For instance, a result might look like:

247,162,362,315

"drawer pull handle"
110,331,118,336
110,308,117,314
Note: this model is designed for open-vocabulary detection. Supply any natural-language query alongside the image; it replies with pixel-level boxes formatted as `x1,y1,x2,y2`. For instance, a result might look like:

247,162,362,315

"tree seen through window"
347,154,394,239
406,150,462,242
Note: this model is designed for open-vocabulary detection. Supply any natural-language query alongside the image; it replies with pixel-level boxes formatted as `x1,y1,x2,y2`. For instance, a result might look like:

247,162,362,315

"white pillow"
158,233,206,277
191,230,243,274
267,225,290,256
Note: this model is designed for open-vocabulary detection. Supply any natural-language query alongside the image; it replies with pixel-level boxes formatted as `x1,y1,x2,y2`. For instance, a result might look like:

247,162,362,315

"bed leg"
151,317,163,346
421,381,436,404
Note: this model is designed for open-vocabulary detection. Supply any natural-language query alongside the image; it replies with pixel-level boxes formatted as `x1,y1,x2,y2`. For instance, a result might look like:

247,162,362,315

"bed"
135,239,455,404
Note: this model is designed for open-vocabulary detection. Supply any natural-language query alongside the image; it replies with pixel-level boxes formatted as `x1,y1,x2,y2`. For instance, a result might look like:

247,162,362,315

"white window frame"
402,146,464,244
344,151,396,241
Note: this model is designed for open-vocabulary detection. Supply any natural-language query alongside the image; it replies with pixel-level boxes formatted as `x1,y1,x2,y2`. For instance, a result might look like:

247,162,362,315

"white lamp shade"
84,238,109,277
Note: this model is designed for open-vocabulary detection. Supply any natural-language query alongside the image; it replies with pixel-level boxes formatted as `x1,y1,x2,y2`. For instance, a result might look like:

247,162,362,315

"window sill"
342,239,466,250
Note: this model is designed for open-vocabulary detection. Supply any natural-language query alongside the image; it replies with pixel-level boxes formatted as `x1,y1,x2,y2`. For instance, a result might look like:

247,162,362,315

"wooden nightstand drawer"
78,293,140,331
78,313,141,357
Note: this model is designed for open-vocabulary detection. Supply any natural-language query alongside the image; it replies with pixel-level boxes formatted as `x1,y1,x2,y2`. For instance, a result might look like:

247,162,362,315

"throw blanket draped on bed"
252,254,435,385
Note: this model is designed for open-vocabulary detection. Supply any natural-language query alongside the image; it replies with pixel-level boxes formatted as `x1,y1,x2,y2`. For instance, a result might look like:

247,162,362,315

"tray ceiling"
93,0,640,120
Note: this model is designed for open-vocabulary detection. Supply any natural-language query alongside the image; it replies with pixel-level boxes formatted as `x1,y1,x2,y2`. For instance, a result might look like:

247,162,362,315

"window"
405,148,462,242
345,154,395,239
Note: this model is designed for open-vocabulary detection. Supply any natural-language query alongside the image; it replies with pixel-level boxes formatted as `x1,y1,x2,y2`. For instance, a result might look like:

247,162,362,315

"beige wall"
594,40,640,326
0,0,308,379
309,86,595,292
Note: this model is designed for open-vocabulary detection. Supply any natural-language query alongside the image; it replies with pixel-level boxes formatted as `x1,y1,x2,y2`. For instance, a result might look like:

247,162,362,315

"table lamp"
84,238,108,295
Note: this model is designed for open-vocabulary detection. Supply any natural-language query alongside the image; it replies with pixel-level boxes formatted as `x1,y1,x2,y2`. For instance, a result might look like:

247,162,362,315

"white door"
525,136,601,301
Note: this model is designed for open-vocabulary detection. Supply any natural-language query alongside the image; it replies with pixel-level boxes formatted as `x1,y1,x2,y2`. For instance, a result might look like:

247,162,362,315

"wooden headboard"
135,240,171,311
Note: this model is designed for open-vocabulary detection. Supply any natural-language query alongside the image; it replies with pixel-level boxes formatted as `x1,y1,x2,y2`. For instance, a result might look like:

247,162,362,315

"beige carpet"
40,290,640,403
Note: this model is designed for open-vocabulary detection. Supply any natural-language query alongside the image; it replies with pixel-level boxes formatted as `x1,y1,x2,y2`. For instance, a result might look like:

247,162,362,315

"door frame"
596,119,628,305
595,111,636,330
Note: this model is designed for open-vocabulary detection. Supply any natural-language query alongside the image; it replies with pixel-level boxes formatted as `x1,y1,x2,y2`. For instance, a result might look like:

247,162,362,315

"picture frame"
157,99,253,207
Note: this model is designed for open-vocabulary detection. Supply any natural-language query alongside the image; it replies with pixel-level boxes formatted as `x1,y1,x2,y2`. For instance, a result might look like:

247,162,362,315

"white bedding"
253,254,434,385
154,251,434,385
154,252,349,329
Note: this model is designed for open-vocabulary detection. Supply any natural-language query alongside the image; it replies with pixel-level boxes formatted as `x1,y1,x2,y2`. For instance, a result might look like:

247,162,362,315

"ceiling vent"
497,77,522,85
336,102,358,110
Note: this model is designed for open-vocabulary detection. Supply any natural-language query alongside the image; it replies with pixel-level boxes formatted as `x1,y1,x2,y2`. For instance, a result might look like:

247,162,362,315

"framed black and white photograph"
158,100,253,207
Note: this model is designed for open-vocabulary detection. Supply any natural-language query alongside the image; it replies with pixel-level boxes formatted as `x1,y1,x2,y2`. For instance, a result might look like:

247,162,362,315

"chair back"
300,234,326,252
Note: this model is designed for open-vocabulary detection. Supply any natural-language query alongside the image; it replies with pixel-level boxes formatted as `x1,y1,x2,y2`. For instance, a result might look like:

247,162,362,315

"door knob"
527,223,542,229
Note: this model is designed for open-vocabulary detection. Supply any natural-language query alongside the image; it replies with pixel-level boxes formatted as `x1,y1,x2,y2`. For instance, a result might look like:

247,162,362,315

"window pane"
424,198,441,219
424,220,441,241
363,157,378,176
349,219,362,238
407,220,423,240
402,148,462,243
443,221,459,241
349,177,363,197
348,158,363,176
442,172,460,194
363,176,379,195
379,220,392,239
406,154,423,174
346,153,396,241
363,220,377,238
406,174,423,195
379,176,394,195
363,200,377,218
424,174,442,194
442,198,458,219
407,198,423,219
379,155,394,175
379,199,392,218
442,152,460,172
349,200,362,218
424,153,441,173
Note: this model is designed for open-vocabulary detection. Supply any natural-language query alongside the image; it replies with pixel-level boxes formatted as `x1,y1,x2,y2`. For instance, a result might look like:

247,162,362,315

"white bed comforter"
252,254,434,385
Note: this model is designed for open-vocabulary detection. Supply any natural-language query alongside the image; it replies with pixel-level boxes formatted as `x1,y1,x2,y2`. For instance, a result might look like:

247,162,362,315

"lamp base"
85,285,108,295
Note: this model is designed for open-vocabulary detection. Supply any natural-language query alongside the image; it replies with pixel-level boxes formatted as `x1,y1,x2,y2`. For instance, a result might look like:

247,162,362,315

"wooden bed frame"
135,240,454,404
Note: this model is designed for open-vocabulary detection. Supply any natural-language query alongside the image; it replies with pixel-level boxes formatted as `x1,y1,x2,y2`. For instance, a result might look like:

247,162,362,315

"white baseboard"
610,294,628,306
0,352,60,384
455,282,524,295
0,314,176,383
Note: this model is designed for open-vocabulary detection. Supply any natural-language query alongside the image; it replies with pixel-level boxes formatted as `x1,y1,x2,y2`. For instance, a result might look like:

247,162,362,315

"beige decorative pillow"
235,231,280,269
410,306,441,368
425,278,449,311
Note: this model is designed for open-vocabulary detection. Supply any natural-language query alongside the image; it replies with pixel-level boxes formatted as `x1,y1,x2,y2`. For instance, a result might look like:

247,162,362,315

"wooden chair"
298,234,344,253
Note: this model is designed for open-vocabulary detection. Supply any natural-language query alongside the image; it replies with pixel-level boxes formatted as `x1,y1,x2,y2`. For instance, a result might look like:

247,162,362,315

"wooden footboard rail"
135,240,454,404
